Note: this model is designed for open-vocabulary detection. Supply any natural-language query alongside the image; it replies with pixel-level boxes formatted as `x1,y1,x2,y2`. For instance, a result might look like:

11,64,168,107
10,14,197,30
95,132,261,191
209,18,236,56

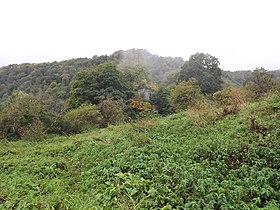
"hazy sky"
0,0,279,70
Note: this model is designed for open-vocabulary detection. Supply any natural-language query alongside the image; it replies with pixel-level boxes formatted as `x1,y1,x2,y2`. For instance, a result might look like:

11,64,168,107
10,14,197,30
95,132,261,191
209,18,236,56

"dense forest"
0,49,280,209
0,49,183,105
1,49,279,107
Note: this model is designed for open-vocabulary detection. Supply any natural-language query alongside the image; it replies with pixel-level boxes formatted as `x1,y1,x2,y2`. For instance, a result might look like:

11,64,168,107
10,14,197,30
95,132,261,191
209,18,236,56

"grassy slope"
0,95,280,209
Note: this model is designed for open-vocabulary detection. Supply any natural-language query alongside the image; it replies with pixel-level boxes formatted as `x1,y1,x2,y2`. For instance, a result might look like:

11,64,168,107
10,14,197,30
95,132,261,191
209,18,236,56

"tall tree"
117,62,151,91
245,67,278,98
150,86,174,116
179,53,222,94
68,62,128,108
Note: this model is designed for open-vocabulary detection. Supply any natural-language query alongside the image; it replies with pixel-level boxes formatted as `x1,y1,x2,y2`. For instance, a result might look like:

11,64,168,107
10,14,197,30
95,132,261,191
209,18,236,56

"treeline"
4,48,277,106
0,56,112,110
116,49,184,82
0,49,183,105
0,50,279,140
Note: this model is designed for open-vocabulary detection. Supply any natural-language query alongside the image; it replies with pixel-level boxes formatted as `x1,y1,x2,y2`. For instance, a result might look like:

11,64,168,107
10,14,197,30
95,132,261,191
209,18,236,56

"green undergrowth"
0,94,280,209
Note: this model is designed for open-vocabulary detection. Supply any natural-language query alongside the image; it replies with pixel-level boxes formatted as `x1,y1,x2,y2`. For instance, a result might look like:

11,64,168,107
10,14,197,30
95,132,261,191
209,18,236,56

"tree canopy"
170,78,202,112
245,67,279,98
0,91,48,139
68,62,129,108
179,53,222,94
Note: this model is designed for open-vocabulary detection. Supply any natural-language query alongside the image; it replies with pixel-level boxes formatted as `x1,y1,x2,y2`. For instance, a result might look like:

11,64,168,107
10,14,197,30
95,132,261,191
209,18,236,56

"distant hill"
114,49,184,82
271,69,280,77
221,70,252,87
0,49,184,105
221,69,280,88
1,49,278,106
0,56,113,105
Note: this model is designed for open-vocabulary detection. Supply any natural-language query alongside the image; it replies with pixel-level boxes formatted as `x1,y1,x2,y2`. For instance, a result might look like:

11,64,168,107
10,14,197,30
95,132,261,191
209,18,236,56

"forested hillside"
0,49,184,105
1,0,280,207
221,70,252,87
3,49,277,107
1,50,279,139
271,69,280,77
114,49,184,82
0,56,112,105
222,69,280,88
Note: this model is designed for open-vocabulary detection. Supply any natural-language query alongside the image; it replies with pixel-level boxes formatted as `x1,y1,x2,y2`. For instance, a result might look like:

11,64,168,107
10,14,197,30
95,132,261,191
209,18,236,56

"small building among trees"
137,86,153,101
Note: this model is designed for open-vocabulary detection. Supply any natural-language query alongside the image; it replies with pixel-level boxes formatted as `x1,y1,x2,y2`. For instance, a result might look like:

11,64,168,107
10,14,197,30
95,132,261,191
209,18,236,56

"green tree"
179,53,222,94
170,78,202,112
118,62,151,91
245,67,278,98
68,62,128,108
150,86,174,116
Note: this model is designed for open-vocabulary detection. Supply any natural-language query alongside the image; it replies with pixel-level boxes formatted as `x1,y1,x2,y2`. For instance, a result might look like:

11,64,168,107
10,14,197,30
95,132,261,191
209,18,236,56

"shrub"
186,99,221,127
99,99,126,127
150,87,174,116
126,98,154,120
0,91,48,140
64,104,102,133
213,87,250,115
170,78,202,112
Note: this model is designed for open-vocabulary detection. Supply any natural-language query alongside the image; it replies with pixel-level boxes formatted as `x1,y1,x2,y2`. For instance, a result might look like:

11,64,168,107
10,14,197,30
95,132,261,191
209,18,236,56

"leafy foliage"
126,98,154,119
0,56,113,105
179,53,222,94
170,78,202,112
0,49,185,107
150,86,174,116
68,62,128,108
118,62,151,91
63,104,102,133
213,87,250,115
0,91,48,140
0,95,280,209
245,68,279,99
0,49,279,209
0,94,279,209
99,99,126,127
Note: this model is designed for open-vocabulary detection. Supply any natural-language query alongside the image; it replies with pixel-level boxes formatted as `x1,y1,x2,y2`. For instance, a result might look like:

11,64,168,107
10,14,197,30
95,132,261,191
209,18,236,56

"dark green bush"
0,91,49,140
63,103,102,133
99,99,126,127
150,86,174,116
170,78,202,112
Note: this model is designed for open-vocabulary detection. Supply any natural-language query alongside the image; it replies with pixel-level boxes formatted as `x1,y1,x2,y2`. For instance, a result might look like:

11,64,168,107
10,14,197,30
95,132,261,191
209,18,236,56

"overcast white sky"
0,0,279,70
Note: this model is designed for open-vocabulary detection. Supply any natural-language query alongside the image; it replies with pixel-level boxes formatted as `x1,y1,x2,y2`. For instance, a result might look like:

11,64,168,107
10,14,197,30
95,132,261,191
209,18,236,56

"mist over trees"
0,48,279,139
0,49,183,105
1,48,279,108
1,49,280,209
114,49,184,82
